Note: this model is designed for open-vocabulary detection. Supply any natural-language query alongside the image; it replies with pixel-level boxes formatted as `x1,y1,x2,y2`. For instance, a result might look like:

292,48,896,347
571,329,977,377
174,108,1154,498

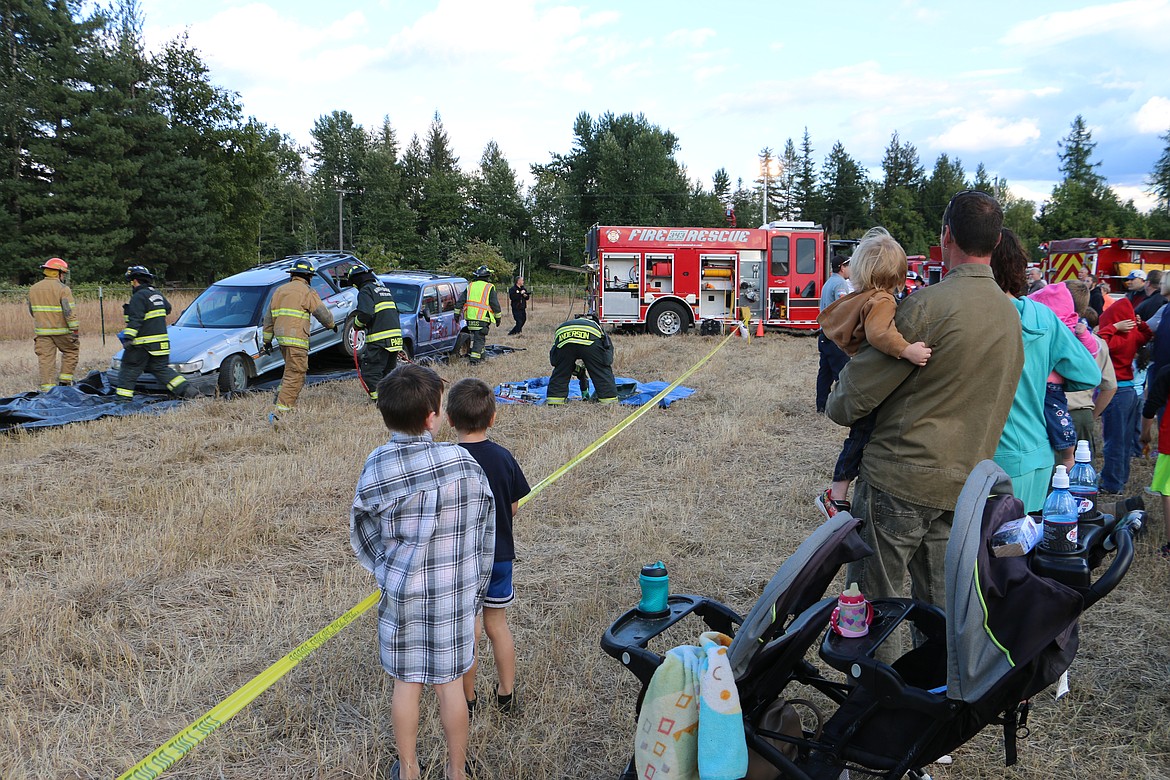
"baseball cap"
1126,269,1147,280
831,254,851,272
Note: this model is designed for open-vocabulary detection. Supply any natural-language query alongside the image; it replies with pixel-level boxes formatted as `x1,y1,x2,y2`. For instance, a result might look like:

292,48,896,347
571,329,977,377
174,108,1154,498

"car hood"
113,326,260,366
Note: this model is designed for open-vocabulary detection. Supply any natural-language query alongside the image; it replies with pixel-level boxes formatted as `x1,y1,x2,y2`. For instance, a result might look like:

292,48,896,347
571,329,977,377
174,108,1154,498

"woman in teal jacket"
990,230,1102,512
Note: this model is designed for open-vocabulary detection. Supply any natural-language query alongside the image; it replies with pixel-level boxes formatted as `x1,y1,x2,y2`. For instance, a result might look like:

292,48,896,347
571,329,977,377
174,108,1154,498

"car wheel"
647,301,688,336
217,353,250,393
339,315,366,358
401,339,414,360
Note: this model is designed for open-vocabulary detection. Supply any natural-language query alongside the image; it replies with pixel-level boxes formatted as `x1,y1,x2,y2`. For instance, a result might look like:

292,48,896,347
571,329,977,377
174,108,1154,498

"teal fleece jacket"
992,296,1101,510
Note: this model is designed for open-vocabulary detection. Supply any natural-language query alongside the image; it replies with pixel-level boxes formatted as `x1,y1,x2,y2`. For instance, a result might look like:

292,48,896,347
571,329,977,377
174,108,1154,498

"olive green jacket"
826,264,1024,510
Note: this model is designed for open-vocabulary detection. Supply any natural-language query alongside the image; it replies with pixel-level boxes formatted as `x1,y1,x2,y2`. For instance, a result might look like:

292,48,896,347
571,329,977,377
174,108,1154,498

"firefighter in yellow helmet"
27,257,80,391
455,265,502,364
262,258,336,424
114,265,194,401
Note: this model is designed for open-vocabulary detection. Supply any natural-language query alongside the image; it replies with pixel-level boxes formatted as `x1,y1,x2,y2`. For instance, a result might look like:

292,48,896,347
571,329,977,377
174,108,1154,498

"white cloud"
1001,0,1170,49
664,28,716,47
930,114,1042,151
1135,96,1170,133
1112,183,1158,211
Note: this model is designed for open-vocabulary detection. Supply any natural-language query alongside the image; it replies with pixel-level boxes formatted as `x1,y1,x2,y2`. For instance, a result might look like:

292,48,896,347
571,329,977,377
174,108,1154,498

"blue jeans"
816,334,848,412
1101,385,1139,493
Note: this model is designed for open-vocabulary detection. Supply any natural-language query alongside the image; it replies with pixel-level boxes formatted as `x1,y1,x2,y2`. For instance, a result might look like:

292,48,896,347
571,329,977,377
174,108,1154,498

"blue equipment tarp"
495,376,695,407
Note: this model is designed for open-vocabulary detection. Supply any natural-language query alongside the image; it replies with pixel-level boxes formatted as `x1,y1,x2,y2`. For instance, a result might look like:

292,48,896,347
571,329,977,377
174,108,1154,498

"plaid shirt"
351,432,496,684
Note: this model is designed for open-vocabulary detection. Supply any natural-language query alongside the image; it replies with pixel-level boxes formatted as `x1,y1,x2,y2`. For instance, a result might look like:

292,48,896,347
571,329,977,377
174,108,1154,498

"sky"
134,0,1170,214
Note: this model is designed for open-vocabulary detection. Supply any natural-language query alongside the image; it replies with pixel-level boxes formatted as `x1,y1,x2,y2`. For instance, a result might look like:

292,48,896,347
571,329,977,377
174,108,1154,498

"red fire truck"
583,222,844,335
1041,238,1170,292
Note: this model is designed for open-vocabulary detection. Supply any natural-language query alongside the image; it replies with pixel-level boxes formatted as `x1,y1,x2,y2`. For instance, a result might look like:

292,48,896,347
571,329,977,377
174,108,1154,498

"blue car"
376,271,468,360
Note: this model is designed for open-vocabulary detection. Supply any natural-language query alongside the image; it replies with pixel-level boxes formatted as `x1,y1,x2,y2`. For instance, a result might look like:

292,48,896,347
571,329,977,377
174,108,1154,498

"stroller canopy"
945,460,1083,702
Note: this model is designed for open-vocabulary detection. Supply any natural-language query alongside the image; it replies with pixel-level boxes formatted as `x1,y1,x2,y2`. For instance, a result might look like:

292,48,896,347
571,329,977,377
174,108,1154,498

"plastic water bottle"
1042,465,1079,552
1068,440,1098,521
637,562,670,618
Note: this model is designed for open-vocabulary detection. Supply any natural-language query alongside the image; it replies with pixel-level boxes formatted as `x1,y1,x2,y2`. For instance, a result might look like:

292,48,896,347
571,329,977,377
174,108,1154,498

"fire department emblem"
606,229,620,243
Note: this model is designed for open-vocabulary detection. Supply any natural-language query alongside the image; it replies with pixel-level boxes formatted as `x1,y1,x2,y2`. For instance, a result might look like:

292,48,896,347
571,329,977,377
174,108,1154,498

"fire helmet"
346,264,374,286
473,265,491,279
125,265,154,282
41,257,69,273
288,258,315,277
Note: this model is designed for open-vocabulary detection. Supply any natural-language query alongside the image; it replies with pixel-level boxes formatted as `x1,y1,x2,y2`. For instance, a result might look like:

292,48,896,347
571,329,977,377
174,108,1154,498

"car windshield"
384,283,421,313
174,284,268,329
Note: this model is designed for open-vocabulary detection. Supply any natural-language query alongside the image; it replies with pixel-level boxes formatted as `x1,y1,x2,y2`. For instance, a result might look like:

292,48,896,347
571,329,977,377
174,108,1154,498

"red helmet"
41,257,69,272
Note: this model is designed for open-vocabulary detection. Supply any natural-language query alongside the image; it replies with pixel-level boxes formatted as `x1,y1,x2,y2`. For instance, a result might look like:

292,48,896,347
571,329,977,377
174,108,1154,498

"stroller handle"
1084,523,1135,609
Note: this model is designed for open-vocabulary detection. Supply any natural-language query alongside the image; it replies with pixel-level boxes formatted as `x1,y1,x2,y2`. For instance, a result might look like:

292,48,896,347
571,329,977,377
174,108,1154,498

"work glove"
332,324,340,333
262,341,273,355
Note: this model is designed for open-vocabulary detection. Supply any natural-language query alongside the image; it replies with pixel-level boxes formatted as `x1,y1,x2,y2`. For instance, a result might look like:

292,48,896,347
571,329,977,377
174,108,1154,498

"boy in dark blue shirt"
446,378,531,714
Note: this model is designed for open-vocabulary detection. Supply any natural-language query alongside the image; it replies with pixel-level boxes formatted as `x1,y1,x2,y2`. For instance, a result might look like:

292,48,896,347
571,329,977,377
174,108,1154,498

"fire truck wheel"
648,301,689,336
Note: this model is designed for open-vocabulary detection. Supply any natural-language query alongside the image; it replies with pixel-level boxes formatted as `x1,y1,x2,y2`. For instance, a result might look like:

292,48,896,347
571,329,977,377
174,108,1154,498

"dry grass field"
0,289,199,342
1,294,1168,779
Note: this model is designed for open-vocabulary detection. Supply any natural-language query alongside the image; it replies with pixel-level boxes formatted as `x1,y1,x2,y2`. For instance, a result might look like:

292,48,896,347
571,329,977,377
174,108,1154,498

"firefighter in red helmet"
27,257,80,391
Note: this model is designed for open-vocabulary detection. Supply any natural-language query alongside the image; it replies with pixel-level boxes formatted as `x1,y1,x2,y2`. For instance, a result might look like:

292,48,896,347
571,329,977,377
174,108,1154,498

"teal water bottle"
638,561,670,618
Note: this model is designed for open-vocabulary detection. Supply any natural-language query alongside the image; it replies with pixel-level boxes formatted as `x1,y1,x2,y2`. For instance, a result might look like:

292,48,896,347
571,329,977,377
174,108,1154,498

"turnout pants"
116,346,188,399
34,333,79,390
468,323,490,363
548,342,618,404
275,345,309,412
359,344,397,400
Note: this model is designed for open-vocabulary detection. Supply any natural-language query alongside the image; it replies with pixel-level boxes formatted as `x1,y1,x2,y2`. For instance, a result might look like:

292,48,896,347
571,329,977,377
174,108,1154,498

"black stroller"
601,461,1139,779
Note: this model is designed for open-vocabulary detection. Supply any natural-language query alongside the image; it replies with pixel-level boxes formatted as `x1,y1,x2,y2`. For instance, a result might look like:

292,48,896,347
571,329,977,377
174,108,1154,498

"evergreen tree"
755,146,782,224
1149,129,1170,235
309,110,368,252
777,139,799,221
468,140,528,258
712,168,731,203
873,132,928,252
1039,115,1131,239
357,117,417,267
416,111,467,264
792,128,820,223
920,153,967,234
819,141,868,237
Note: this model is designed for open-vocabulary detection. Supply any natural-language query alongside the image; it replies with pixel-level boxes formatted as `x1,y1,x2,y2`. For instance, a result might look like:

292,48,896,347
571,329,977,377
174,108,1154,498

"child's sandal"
495,691,514,713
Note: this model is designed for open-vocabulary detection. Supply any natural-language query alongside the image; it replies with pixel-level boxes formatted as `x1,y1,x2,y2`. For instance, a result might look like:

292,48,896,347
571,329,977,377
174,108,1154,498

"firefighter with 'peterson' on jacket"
115,265,194,401
547,314,618,405
28,257,80,391
347,265,403,401
262,259,336,424
455,265,502,364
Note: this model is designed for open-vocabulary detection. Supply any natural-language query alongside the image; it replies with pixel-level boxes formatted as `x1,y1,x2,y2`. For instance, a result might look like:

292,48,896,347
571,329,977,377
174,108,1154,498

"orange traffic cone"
755,319,765,338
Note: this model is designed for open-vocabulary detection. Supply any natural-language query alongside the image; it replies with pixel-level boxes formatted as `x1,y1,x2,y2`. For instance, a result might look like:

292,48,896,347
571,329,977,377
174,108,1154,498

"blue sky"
137,0,1170,212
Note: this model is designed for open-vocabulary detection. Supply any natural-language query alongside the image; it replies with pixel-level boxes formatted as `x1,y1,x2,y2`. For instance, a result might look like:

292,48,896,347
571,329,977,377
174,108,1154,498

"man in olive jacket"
826,191,1024,611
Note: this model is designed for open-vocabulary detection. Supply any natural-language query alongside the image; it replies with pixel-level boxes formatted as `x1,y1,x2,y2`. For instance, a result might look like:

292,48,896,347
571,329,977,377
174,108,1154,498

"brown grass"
0,290,200,342
1,296,1168,779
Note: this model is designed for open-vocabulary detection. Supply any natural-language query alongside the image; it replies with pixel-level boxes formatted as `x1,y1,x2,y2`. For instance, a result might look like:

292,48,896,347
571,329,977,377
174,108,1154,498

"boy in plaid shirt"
351,364,495,780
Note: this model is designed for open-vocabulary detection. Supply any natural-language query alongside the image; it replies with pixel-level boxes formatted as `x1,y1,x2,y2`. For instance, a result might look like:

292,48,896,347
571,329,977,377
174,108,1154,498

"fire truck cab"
584,222,839,335
1042,238,1170,292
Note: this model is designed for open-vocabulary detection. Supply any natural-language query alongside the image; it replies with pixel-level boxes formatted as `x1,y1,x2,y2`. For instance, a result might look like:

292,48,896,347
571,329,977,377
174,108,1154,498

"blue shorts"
1044,383,1077,450
484,561,515,608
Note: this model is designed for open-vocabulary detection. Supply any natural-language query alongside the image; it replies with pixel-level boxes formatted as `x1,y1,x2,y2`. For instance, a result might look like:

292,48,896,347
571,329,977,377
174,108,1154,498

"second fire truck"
583,222,848,335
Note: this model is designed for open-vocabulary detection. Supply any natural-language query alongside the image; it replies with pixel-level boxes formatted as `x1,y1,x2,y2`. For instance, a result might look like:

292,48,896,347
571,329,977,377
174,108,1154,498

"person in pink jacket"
1029,281,1099,467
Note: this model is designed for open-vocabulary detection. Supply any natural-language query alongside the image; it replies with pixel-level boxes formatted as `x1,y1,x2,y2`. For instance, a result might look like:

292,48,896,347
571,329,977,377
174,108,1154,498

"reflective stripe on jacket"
461,280,499,325
124,285,172,355
553,319,608,349
28,278,78,335
262,277,334,350
356,281,403,348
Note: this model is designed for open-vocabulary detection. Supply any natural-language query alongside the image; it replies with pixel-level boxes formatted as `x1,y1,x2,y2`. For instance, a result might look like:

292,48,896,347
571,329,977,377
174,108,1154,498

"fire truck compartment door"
737,257,764,320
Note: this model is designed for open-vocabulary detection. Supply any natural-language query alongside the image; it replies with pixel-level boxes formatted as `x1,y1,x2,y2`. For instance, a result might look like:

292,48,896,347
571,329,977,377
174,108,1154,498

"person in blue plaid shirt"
351,364,496,780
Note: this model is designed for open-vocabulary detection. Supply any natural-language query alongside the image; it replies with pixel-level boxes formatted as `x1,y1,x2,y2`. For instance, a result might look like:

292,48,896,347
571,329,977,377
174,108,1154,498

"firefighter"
455,265,502,365
27,257,80,391
262,258,336,423
547,314,618,405
348,265,403,401
115,265,193,402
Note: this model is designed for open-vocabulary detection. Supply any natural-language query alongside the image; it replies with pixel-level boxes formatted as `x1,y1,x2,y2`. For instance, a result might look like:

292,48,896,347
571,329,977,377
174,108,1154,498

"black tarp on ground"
0,344,521,432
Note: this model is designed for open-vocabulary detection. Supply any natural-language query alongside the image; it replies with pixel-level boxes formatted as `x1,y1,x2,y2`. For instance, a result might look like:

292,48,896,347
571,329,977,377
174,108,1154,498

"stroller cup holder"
820,598,954,717
601,594,741,686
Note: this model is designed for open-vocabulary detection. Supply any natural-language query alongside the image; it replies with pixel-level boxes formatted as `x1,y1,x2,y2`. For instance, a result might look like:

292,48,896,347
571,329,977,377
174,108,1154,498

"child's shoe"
496,691,514,714
816,488,850,520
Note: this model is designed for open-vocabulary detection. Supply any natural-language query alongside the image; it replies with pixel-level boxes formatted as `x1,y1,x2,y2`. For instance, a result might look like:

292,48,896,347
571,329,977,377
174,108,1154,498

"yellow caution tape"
117,591,380,779
119,330,735,778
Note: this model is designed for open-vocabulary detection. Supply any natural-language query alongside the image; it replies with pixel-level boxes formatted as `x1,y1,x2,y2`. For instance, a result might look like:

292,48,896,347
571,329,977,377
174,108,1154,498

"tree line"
4,1,1170,284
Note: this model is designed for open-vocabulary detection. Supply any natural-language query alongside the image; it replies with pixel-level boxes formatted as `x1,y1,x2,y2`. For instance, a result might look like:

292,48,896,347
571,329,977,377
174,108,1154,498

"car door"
417,284,443,356
436,282,460,352
307,271,355,351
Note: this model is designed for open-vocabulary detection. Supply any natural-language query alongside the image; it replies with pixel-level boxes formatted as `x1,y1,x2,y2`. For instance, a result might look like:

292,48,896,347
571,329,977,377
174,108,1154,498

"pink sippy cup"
830,582,873,638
